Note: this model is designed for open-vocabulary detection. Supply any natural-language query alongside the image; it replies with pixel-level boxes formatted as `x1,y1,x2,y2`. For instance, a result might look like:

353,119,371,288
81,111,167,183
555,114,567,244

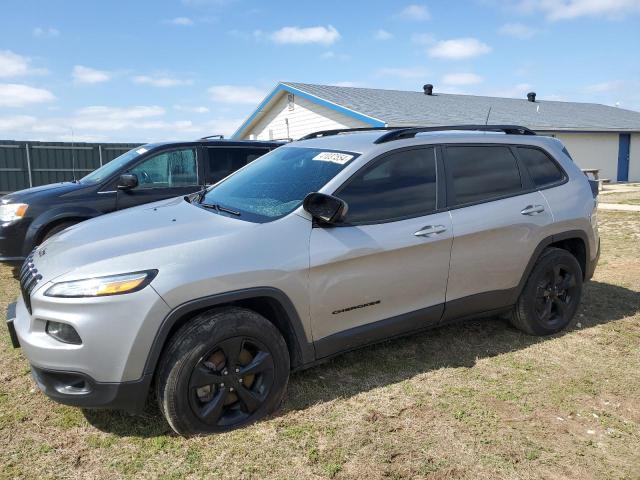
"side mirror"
117,173,138,190
303,192,348,225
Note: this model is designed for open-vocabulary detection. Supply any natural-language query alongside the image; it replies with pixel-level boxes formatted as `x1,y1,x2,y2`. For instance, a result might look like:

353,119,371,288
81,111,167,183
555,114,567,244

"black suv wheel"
156,307,290,436
510,247,583,336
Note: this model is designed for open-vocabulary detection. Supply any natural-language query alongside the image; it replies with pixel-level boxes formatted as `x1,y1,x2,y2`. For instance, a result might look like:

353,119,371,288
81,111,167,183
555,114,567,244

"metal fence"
0,140,143,194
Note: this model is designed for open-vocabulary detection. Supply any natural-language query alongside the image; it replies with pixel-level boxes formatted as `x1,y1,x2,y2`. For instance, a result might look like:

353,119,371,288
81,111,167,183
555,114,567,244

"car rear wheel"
510,247,583,336
156,307,290,436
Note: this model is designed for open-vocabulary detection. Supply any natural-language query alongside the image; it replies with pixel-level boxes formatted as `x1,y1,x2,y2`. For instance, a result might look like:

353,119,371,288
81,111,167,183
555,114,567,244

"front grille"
19,252,41,314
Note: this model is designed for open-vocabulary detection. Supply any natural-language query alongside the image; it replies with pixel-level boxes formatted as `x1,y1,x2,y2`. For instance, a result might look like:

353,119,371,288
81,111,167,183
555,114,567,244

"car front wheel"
156,307,290,436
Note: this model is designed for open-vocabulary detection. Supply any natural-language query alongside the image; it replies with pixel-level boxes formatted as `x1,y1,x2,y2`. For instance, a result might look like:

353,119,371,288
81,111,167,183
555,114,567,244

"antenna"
484,106,492,125
70,127,77,182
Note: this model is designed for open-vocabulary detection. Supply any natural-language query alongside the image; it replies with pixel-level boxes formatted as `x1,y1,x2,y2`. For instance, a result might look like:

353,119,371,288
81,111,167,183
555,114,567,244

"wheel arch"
516,230,591,299
144,287,315,377
24,206,103,254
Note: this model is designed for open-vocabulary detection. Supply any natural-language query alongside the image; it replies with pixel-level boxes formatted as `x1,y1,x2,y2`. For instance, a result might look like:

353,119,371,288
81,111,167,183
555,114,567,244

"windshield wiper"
200,203,241,216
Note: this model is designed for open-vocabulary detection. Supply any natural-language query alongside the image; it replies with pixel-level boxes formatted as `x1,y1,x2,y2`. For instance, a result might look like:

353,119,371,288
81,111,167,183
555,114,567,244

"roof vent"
527,92,536,102
423,84,434,96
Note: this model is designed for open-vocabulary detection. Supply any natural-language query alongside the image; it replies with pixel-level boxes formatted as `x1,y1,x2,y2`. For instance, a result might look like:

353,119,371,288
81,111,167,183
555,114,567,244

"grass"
1,209,639,479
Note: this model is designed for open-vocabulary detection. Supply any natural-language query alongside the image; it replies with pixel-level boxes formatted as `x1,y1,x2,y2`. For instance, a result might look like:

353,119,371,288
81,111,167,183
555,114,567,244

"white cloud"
208,85,266,104
166,17,194,26
33,27,60,38
428,38,492,60
442,72,484,85
0,115,37,130
376,66,429,79
375,29,394,40
499,22,538,38
411,33,435,45
0,50,47,78
132,75,193,87
320,51,350,61
270,25,340,45
0,83,55,107
503,0,640,21
396,4,431,20
174,105,210,113
70,106,166,131
72,65,111,84
584,80,625,93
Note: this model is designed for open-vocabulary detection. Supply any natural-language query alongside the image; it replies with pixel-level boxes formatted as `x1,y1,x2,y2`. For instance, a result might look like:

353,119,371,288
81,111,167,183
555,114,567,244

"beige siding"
245,93,369,140
629,133,640,182
553,132,620,182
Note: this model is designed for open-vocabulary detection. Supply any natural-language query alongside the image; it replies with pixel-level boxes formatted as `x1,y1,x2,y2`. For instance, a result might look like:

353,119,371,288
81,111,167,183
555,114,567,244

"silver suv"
6,125,600,436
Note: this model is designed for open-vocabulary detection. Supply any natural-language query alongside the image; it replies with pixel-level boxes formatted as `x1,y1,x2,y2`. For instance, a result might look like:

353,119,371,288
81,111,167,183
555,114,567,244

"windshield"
200,146,357,222
80,146,151,184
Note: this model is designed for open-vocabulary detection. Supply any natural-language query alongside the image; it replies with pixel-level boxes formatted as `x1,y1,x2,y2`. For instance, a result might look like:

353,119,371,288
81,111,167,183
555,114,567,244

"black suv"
0,139,283,263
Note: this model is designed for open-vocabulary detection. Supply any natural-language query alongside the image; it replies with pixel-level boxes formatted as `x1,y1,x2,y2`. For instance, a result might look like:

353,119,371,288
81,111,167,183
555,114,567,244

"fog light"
45,321,82,344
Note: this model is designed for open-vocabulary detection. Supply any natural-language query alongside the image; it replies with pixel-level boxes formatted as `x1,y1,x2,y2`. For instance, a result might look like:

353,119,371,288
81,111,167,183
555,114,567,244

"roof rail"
200,134,225,140
298,127,405,141
374,125,536,144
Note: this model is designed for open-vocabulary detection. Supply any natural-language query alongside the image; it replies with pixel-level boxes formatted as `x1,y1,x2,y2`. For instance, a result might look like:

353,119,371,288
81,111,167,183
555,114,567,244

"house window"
287,93,295,111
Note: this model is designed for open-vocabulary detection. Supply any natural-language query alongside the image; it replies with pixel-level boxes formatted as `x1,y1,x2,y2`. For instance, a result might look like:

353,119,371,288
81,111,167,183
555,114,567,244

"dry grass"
600,183,640,205
1,209,639,479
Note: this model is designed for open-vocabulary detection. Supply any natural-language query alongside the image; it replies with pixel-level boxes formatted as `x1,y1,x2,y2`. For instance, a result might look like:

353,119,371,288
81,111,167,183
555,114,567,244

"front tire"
156,307,289,436
510,247,583,336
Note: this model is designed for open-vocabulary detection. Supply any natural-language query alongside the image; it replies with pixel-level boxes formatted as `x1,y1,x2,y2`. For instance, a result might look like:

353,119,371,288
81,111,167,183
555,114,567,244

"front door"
116,147,201,210
309,147,453,358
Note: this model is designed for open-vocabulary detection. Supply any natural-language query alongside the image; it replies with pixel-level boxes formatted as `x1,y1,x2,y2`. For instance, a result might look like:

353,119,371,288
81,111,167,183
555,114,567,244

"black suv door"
116,146,201,210
204,146,271,185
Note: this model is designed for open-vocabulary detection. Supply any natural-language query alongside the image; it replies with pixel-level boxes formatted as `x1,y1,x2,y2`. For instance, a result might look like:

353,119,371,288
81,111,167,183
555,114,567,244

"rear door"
442,144,554,320
309,147,453,357
204,146,271,185
116,147,200,210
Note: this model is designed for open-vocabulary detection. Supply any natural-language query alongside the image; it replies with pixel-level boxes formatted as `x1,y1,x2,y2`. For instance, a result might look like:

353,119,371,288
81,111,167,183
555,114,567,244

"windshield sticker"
135,147,148,155
312,152,354,165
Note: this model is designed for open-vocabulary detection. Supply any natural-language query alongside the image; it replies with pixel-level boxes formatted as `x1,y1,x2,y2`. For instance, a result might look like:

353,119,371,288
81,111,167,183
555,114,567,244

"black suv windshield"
80,146,152,185
200,146,357,222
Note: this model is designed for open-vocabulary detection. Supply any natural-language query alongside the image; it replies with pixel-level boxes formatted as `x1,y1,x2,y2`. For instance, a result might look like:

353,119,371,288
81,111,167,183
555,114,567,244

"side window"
129,148,197,189
517,147,565,187
447,146,522,206
337,148,437,224
207,148,270,183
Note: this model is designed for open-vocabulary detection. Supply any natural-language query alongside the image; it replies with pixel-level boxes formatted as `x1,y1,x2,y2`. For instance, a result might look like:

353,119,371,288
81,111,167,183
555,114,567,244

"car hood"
32,197,259,283
2,181,87,203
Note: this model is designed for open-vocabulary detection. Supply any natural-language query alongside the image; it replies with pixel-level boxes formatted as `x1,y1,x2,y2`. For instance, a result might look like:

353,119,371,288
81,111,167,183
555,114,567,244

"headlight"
44,270,158,298
0,203,28,222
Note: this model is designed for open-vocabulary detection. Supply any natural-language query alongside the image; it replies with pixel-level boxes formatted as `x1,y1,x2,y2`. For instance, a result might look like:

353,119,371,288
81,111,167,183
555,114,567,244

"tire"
41,221,78,243
155,307,290,436
510,247,583,336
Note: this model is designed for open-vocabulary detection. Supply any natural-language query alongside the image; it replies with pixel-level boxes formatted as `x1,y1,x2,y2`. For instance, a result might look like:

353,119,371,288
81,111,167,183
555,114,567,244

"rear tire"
156,307,290,436
510,247,583,336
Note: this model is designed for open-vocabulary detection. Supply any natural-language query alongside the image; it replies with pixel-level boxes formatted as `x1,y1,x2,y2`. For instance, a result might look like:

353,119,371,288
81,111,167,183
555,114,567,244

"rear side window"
446,146,522,206
337,147,437,224
207,147,270,183
518,147,565,187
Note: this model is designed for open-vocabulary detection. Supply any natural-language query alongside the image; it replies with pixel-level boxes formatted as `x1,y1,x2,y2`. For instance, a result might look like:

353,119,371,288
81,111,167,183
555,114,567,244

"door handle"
520,204,545,216
414,225,447,237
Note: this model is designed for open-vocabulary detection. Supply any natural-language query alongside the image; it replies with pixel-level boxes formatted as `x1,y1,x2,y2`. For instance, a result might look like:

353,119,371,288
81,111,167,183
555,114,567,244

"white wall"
552,132,620,181
244,93,368,140
629,133,640,183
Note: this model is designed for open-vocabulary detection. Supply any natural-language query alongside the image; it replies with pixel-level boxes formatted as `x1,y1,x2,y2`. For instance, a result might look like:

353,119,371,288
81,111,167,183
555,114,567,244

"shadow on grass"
83,280,640,437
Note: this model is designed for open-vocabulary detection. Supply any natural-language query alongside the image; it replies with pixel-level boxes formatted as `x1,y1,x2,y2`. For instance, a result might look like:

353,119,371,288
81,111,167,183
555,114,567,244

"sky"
0,0,639,143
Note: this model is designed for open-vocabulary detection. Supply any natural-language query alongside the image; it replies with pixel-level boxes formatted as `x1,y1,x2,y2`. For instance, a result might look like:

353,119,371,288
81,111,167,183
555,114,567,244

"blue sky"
1,0,639,142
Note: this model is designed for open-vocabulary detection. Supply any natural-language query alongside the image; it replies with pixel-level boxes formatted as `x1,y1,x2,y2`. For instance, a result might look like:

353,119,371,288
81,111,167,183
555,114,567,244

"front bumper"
30,366,151,412
8,280,170,410
0,219,29,262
